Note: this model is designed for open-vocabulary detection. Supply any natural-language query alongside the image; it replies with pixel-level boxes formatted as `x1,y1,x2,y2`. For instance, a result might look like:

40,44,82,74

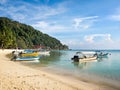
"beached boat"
11,50,40,61
71,51,97,62
16,56,40,61
24,49,50,56
20,52,39,57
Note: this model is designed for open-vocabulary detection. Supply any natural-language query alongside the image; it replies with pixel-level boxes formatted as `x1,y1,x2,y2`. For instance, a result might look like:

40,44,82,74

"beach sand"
0,49,119,90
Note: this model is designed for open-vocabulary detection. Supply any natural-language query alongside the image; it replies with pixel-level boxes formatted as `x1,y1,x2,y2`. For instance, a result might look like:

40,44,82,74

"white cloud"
73,16,98,29
110,15,120,21
108,7,120,21
0,1,66,22
0,5,28,21
62,37,120,49
62,39,84,49
84,34,112,43
32,21,69,33
32,5,66,20
33,21,48,28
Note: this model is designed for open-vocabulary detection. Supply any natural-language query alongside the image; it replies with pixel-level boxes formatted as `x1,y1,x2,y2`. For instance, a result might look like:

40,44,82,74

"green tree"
0,17,69,49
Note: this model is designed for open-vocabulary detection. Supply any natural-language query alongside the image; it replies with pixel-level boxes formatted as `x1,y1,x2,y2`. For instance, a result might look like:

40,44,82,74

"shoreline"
32,66,120,90
0,49,119,90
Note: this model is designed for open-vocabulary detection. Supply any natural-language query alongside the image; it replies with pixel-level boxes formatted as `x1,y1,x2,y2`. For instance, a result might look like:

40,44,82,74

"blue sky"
0,0,120,49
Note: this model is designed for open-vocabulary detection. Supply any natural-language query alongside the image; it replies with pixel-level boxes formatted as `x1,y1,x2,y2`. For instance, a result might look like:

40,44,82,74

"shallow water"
21,50,120,88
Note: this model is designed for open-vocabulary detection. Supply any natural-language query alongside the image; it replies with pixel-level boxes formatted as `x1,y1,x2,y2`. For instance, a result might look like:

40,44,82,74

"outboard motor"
72,55,79,62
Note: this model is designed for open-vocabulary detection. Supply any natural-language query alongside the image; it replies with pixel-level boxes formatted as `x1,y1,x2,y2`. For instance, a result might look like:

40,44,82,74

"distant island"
0,17,68,50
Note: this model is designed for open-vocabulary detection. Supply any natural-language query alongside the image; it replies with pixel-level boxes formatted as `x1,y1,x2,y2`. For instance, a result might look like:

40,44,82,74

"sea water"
21,50,120,88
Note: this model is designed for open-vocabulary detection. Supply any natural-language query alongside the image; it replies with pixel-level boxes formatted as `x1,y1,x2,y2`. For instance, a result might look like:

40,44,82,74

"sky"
0,0,120,49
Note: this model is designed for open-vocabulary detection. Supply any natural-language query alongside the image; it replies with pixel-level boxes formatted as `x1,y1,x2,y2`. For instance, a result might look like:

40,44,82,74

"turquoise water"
21,50,120,87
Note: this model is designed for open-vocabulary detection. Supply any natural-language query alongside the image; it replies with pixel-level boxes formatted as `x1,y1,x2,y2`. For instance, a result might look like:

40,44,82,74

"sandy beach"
0,49,119,90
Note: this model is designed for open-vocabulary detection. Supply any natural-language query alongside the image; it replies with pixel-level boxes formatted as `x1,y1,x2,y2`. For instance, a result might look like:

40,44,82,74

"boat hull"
21,52,39,57
72,56,97,62
79,56,97,62
16,56,40,61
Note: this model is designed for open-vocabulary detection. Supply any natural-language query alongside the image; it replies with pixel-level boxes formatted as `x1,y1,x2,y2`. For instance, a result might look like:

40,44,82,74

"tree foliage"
0,17,68,49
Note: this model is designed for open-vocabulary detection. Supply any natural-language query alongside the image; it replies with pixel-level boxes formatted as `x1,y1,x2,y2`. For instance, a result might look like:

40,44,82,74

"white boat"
39,50,50,55
71,51,97,62
79,56,97,62
37,49,50,56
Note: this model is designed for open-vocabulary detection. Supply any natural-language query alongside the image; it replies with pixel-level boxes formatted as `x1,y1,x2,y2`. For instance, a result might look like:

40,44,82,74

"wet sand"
0,49,119,90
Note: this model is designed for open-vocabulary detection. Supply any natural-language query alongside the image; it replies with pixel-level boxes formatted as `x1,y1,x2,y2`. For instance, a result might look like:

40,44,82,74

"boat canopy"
76,51,96,55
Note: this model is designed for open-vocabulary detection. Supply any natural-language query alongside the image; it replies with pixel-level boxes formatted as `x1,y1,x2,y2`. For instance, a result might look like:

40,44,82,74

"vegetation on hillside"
0,17,68,50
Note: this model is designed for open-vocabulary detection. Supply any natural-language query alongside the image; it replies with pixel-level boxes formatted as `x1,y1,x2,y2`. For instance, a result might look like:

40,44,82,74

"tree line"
0,17,68,50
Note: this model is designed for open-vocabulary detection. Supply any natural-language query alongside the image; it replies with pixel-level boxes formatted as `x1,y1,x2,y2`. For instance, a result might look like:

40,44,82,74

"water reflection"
21,50,110,70
20,51,63,67
97,56,109,62
20,50,120,86
72,59,97,69
72,56,109,69
39,51,62,65
72,62,87,69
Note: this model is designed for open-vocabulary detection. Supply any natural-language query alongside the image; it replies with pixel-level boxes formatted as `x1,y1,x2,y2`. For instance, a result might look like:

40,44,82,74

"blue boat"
16,56,40,61
94,51,109,58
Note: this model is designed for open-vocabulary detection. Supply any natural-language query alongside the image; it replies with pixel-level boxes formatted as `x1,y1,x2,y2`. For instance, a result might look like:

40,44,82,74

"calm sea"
21,50,120,88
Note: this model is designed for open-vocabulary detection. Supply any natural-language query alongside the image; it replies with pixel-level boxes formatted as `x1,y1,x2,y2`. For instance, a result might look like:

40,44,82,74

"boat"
71,51,97,62
39,50,50,56
16,56,40,61
37,49,50,56
11,50,40,61
94,51,109,58
20,52,39,57
24,49,50,56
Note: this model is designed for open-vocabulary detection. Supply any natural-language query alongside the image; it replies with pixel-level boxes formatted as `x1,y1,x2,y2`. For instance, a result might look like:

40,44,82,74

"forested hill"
0,17,68,49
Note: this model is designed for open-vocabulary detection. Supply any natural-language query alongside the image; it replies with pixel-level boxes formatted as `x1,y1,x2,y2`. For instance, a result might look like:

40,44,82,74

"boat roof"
76,51,96,55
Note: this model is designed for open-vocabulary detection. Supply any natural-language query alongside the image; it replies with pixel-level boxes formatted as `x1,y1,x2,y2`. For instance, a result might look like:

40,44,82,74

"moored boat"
16,56,40,61
71,51,97,62
20,52,39,57
37,49,50,56
23,49,50,56
11,50,40,61
39,50,50,56
94,51,109,58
